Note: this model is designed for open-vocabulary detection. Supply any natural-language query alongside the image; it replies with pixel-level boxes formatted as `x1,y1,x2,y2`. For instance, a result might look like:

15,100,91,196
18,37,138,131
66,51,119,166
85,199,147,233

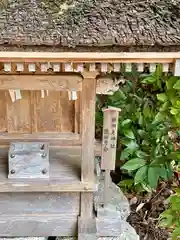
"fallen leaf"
136,202,145,212
130,196,138,206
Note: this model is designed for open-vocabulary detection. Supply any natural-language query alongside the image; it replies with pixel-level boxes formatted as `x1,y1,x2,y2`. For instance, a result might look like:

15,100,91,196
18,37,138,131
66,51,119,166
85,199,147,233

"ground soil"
126,181,173,240
110,169,178,240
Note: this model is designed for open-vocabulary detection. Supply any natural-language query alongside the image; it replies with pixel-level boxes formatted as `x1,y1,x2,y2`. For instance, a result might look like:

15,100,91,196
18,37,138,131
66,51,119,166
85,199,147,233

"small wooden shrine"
0,0,180,239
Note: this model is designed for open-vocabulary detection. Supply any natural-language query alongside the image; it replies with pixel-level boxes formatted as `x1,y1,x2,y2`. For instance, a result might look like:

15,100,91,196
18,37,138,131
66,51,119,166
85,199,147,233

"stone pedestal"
57,158,139,240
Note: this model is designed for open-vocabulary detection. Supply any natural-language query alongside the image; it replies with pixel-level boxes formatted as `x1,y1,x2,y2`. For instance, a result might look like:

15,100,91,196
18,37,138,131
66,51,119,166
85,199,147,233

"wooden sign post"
101,106,121,207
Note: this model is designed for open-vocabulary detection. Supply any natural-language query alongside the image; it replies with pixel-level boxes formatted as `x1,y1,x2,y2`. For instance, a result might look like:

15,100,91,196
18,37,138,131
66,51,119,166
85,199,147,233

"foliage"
142,64,180,127
96,65,180,193
159,188,180,240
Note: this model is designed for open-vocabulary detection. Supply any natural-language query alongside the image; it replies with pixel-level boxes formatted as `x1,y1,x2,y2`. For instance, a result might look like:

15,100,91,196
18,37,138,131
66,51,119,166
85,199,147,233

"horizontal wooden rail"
0,146,98,192
0,181,97,192
0,51,179,63
0,74,82,91
0,141,102,156
0,132,81,145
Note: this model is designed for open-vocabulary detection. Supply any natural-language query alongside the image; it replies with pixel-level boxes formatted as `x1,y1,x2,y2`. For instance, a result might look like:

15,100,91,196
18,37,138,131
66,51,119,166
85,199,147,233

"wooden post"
174,59,180,76
101,106,121,207
78,71,98,240
81,71,97,182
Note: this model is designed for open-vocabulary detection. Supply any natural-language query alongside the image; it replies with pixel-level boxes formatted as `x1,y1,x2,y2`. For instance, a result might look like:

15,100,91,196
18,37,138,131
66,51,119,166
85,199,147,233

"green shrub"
96,65,180,192
159,188,180,240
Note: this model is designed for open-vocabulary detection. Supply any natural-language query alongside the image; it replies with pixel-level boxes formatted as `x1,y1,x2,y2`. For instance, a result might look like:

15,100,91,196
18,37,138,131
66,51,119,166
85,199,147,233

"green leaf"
121,158,146,171
159,166,168,180
143,105,151,118
134,165,148,185
126,141,139,154
120,148,130,160
142,140,149,146
166,77,177,90
142,76,156,84
174,188,180,195
118,89,126,100
159,101,169,111
137,130,147,138
155,64,163,81
136,151,149,158
148,167,160,189
121,119,131,126
157,93,168,102
172,227,180,240
166,163,173,179
124,130,135,139
154,112,165,122
141,183,152,192
167,89,178,105
170,108,179,115
159,213,174,228
173,80,180,89
118,179,133,187
170,195,180,210
138,114,144,126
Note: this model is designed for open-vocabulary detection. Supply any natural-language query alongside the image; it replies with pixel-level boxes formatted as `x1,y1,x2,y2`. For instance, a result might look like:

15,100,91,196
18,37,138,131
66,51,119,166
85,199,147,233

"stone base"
57,159,140,240
57,237,136,240
0,238,46,240
0,158,139,240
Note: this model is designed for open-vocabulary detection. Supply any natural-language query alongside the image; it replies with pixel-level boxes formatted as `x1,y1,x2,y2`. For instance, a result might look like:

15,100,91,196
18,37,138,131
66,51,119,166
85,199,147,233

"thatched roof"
0,0,180,51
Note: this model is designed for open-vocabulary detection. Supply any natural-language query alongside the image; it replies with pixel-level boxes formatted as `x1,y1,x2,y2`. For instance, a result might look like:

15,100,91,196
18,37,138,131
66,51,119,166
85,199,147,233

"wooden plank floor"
0,147,98,192
0,215,78,236
0,192,80,215
0,141,101,155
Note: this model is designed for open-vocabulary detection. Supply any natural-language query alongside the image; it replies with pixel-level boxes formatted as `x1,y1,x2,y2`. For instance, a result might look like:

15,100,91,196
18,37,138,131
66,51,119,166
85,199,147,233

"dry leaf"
136,202,145,212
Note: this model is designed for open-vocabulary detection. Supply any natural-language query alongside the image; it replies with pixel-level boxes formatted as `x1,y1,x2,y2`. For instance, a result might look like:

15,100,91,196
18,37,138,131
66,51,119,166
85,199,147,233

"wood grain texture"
78,217,97,240
80,72,97,237
0,192,80,214
74,92,81,134
0,141,102,156
0,51,176,63
0,132,80,145
0,214,125,237
6,90,31,133
0,91,7,132
174,59,180,76
81,72,97,182
0,215,77,236
101,107,120,171
0,75,82,91
80,193,94,218
31,91,74,133
0,147,97,192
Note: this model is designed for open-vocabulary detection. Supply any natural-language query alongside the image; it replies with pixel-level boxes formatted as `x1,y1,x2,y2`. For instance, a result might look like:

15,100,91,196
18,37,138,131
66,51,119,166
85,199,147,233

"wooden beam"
0,146,98,192
0,140,102,156
80,72,97,237
81,72,97,182
0,132,81,145
78,217,97,240
174,59,180,76
0,215,77,236
80,193,94,218
79,192,97,239
0,180,97,192
0,51,179,63
0,74,82,91
0,192,80,215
